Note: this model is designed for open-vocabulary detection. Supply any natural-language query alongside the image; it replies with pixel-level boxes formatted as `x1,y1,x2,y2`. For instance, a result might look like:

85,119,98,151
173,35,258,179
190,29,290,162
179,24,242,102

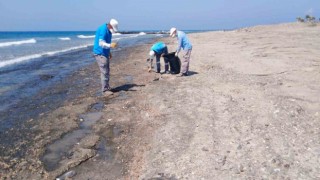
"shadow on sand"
112,84,145,92
187,71,198,76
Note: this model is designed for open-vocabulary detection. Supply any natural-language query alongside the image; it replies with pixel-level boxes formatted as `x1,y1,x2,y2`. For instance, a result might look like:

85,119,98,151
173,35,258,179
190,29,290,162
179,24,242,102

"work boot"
103,90,113,96
103,87,114,96
165,64,169,72
177,72,188,77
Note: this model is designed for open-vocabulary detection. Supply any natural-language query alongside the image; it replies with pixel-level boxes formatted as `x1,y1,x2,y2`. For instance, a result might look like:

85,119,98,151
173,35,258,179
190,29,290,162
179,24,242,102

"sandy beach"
1,22,320,179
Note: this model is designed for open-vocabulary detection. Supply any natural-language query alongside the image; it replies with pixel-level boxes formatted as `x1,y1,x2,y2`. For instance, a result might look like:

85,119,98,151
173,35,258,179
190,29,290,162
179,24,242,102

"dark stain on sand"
41,112,103,171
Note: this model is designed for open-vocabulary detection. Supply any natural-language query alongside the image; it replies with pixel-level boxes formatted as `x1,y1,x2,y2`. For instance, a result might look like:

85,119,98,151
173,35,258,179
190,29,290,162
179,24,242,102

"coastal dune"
1,23,319,179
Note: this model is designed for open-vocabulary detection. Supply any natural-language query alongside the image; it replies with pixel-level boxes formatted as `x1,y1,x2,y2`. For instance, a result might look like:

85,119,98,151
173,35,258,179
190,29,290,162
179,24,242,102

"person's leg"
163,47,169,72
156,54,161,73
180,51,188,75
184,49,192,74
179,49,191,75
95,55,110,92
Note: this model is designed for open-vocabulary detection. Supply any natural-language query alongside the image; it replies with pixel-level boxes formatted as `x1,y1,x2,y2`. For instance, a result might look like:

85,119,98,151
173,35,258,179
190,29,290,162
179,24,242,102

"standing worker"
148,42,169,73
93,19,119,96
169,27,192,76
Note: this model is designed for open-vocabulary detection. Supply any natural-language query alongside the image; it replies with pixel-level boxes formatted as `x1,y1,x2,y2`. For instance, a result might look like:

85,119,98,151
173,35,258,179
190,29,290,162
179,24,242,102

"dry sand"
1,22,319,179
132,23,320,179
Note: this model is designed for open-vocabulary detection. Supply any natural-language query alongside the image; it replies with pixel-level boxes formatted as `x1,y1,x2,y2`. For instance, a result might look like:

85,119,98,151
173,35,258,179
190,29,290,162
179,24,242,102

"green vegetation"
296,17,305,22
296,15,318,26
296,15,317,23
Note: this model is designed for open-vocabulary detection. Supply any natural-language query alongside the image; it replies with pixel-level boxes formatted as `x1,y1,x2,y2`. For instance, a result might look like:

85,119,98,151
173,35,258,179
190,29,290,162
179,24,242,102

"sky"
0,0,319,31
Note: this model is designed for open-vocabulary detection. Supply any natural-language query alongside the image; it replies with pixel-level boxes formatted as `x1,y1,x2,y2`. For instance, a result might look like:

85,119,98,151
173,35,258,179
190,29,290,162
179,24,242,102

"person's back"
177,31,192,51
93,24,112,57
149,42,169,73
151,42,166,54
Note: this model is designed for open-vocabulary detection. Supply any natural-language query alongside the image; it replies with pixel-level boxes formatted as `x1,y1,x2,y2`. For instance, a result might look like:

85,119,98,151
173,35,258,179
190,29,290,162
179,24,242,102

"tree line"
296,15,318,23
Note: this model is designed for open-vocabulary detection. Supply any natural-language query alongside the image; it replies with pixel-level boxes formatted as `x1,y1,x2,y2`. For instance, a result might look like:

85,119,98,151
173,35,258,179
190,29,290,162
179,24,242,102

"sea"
0,31,166,114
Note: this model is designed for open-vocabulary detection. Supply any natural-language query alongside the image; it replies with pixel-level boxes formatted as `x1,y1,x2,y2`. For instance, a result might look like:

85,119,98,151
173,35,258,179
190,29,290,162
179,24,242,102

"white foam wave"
59,37,71,41
139,32,146,35
109,35,139,42
113,33,122,36
0,39,37,48
130,34,140,38
0,44,91,68
77,35,95,39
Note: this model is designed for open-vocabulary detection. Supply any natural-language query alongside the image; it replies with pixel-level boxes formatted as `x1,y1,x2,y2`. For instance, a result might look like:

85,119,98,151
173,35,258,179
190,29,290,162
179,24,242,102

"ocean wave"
0,44,91,68
139,32,146,35
109,35,139,42
113,33,122,36
59,37,71,41
77,35,95,39
0,39,37,48
130,34,140,38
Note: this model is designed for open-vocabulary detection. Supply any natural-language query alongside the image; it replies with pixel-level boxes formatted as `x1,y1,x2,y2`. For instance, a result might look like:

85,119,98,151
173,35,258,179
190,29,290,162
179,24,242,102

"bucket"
163,52,181,74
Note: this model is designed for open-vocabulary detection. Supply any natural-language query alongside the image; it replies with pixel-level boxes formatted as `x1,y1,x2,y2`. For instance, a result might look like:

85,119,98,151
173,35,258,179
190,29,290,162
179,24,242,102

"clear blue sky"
0,0,319,31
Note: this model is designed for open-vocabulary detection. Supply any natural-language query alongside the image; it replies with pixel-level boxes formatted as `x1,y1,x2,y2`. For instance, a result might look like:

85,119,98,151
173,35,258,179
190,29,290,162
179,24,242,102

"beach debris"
56,170,76,180
0,161,10,169
238,164,245,172
284,164,290,168
202,147,209,151
39,74,54,80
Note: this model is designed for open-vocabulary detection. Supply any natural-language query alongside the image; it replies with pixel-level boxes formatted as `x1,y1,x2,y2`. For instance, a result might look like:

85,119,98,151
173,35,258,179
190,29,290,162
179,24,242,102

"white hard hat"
149,50,155,59
109,19,119,32
170,27,177,37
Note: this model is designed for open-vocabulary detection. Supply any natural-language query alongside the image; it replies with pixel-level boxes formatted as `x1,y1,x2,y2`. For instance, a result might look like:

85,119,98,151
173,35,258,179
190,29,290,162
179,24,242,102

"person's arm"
99,40,117,49
176,36,182,56
99,40,111,49
98,29,111,49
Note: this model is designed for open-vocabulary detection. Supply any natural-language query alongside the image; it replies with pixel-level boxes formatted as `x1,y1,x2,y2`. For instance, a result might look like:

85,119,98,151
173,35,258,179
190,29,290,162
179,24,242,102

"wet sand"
1,22,320,179
0,42,161,179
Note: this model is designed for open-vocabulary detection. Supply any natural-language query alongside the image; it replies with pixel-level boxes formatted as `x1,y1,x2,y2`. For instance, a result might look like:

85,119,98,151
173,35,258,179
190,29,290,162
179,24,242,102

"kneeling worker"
148,42,169,73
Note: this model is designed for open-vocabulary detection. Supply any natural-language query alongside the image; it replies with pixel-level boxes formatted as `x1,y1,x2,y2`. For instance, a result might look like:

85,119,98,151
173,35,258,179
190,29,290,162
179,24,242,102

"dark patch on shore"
0,39,160,179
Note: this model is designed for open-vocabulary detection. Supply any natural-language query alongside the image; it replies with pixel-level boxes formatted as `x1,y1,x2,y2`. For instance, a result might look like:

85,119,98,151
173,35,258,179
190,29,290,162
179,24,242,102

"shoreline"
1,22,320,179
0,38,164,179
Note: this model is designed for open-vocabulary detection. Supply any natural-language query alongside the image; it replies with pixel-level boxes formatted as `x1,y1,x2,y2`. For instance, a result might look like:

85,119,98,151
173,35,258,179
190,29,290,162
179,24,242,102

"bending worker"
93,19,118,95
148,42,169,73
169,27,192,76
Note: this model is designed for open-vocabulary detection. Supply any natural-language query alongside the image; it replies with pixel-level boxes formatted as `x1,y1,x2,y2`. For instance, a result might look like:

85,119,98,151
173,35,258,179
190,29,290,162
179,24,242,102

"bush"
296,15,318,26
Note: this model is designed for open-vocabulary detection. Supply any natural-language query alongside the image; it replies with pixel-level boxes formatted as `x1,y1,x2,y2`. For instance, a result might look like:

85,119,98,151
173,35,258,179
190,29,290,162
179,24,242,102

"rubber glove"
110,42,118,48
